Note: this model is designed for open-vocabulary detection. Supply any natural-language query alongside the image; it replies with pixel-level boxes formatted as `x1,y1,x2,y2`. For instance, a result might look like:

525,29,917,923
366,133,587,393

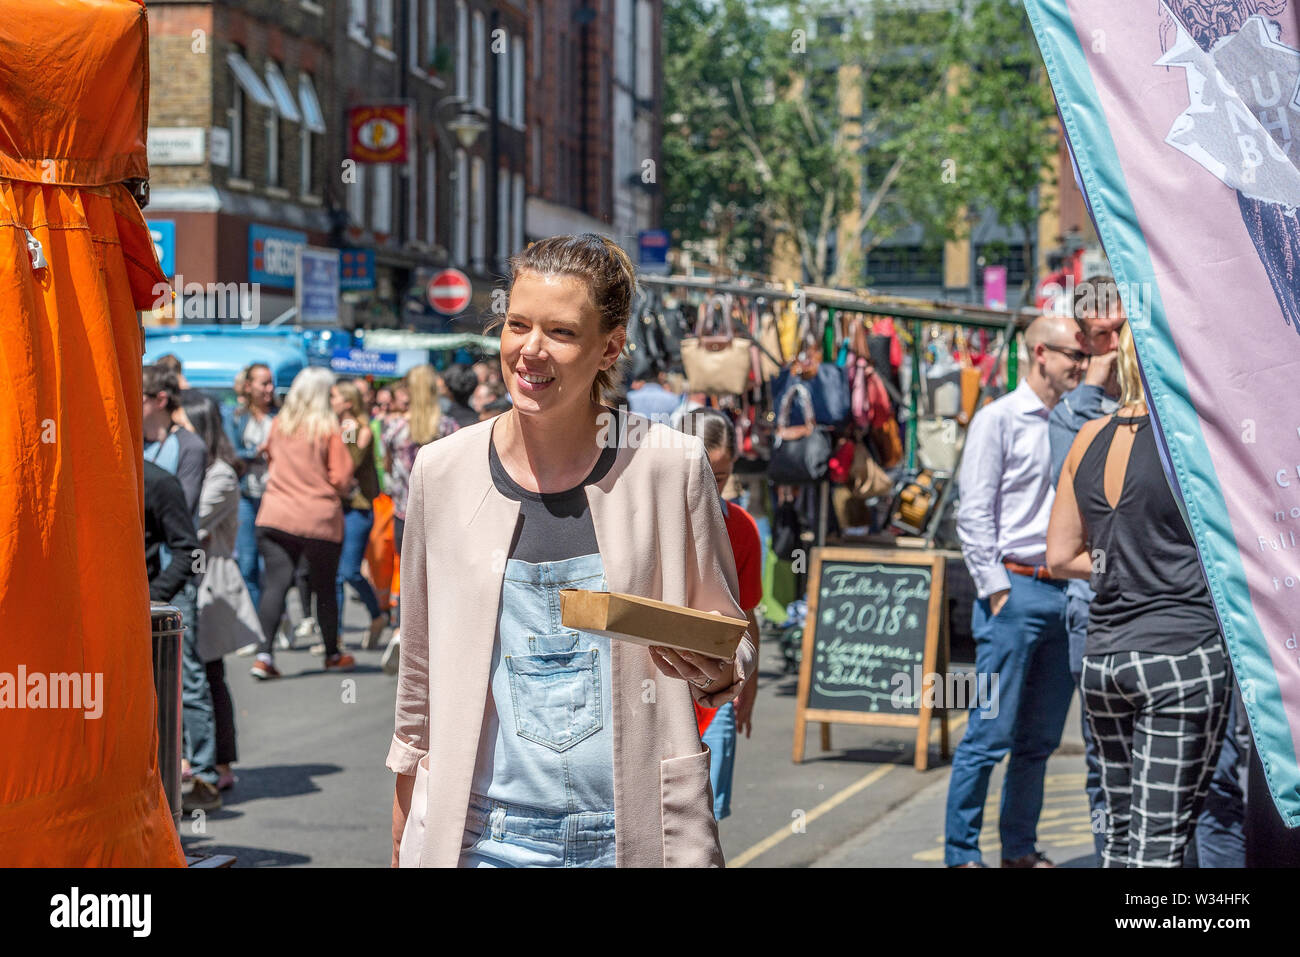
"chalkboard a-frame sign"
793,547,951,770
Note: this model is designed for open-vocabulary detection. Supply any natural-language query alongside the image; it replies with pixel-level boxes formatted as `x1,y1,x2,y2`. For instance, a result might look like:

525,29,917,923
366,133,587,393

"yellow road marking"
730,714,968,868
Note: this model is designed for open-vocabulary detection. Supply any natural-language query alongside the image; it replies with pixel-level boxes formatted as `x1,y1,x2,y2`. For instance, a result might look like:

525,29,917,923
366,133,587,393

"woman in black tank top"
1046,325,1230,867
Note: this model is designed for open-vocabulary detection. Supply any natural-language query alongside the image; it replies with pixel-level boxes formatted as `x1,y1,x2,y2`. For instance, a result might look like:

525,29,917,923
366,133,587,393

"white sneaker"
235,642,259,657
381,631,401,675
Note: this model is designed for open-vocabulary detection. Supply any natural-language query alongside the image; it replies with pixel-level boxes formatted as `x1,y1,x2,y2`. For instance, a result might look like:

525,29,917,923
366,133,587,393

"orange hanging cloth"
0,0,184,866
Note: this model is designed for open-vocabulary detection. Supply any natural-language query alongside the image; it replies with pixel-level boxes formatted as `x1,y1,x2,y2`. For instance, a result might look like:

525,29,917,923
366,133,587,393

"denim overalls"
462,552,616,867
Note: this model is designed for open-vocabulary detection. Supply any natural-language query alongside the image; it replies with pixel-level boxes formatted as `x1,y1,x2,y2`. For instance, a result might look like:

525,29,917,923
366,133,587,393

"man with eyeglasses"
946,314,1085,868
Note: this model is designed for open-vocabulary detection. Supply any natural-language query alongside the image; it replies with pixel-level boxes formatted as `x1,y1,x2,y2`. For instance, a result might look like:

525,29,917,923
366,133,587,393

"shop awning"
359,330,501,354
264,61,301,123
226,50,275,110
298,73,326,134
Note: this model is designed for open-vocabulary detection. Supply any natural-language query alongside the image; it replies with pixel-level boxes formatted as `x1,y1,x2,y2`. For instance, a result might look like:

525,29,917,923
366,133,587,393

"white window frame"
300,126,313,197
512,36,525,127
472,11,485,109
408,0,423,76
497,27,510,120
266,109,280,186
456,1,468,100
349,0,370,44
454,149,468,266
297,73,326,134
406,151,418,243
348,162,367,229
497,168,510,260
227,51,275,108
471,155,485,267
512,171,524,254
375,0,396,56
372,163,393,236
229,83,245,179
425,0,439,71
264,61,302,124
425,149,437,245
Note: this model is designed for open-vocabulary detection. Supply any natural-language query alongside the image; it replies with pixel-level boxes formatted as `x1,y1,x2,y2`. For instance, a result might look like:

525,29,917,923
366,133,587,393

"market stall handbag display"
681,293,754,395
0,0,185,866
768,380,831,485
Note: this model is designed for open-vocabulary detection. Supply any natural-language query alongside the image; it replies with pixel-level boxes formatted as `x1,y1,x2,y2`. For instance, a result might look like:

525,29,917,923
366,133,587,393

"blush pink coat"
387,412,755,867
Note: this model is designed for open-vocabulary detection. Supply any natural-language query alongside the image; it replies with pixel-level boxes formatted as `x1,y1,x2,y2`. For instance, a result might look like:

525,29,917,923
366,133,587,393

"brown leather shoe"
1001,852,1055,868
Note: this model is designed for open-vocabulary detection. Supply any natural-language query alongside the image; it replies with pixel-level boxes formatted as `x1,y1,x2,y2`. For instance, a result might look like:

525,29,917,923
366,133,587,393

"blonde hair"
333,380,369,424
406,364,444,446
275,367,339,442
488,233,636,405
1116,323,1144,408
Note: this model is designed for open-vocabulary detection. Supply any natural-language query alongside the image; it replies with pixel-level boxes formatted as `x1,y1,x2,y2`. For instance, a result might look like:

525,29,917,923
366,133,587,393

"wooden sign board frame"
792,547,951,770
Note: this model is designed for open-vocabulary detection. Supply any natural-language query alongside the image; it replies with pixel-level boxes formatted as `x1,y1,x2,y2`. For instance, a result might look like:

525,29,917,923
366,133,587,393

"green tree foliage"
663,0,1057,295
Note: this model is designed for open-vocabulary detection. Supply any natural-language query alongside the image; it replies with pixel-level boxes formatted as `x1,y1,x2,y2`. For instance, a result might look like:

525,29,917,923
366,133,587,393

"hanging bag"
768,380,831,484
680,294,753,395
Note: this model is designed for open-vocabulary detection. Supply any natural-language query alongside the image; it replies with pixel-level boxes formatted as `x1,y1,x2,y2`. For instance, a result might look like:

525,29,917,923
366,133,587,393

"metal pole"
906,319,922,471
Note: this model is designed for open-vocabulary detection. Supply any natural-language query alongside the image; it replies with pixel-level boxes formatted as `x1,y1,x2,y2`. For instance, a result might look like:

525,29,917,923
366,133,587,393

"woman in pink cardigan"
251,367,356,680
389,235,755,867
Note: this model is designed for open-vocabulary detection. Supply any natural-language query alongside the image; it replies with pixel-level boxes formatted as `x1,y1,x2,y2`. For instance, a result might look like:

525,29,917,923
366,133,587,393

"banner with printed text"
1022,0,1300,824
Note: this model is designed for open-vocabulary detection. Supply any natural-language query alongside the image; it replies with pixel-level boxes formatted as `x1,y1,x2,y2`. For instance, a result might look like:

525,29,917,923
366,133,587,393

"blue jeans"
336,506,381,620
702,700,737,820
944,573,1074,866
236,494,262,610
175,580,218,786
460,794,616,868
1067,593,1107,861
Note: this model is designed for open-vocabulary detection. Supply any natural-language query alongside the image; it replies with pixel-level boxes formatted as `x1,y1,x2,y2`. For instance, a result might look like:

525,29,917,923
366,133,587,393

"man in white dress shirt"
945,314,1086,868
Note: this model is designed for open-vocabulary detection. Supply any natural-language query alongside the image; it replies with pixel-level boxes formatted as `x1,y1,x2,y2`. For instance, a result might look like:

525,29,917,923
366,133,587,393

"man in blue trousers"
946,314,1084,868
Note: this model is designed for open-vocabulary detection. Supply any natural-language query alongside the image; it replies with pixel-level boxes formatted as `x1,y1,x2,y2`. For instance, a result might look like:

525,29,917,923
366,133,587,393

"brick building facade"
144,0,660,329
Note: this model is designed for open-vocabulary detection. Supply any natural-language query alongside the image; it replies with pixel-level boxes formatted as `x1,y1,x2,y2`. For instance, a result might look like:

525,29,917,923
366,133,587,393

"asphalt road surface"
182,595,1093,868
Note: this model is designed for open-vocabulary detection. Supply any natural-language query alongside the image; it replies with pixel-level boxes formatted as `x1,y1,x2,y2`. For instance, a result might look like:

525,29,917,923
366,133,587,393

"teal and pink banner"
1023,0,1300,825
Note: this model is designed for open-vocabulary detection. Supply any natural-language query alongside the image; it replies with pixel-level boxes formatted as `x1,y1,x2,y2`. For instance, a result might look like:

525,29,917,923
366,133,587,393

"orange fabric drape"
0,0,183,866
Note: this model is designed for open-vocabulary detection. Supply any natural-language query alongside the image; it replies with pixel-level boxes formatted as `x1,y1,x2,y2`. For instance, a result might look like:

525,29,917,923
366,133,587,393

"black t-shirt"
1074,414,1220,657
489,408,620,563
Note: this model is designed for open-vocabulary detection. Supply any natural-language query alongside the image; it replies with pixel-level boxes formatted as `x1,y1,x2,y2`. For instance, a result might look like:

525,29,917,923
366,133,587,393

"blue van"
143,325,358,408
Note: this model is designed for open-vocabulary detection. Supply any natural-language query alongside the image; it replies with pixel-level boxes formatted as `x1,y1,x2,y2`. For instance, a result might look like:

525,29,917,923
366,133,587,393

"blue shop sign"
146,220,175,277
249,223,308,288
340,248,375,291
638,229,670,275
298,247,341,324
330,348,399,375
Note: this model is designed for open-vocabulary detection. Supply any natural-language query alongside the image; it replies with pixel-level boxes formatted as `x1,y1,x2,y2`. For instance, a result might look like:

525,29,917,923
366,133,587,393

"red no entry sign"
427,268,472,315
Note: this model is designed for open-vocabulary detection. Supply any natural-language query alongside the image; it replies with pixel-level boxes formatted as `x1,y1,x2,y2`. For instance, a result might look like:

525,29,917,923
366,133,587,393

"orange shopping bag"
366,493,396,614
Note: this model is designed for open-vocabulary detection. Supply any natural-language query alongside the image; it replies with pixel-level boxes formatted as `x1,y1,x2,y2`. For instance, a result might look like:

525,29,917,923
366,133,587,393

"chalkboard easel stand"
792,547,952,771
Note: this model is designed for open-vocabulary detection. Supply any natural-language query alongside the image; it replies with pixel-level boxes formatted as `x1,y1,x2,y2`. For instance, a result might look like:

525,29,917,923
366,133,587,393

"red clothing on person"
696,499,763,735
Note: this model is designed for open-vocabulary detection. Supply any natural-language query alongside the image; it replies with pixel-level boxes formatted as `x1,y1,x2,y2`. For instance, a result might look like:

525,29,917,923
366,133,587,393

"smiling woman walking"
388,234,755,867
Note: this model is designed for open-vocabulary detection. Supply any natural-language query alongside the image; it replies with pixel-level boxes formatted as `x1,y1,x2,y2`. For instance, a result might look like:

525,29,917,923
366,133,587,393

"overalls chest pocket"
505,630,603,752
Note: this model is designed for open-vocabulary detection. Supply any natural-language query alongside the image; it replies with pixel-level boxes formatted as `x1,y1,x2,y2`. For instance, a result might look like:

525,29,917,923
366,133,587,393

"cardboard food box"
559,590,748,660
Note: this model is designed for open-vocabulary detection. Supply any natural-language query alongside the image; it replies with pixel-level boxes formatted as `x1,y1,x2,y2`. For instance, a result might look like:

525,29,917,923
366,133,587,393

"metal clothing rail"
636,273,1040,331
